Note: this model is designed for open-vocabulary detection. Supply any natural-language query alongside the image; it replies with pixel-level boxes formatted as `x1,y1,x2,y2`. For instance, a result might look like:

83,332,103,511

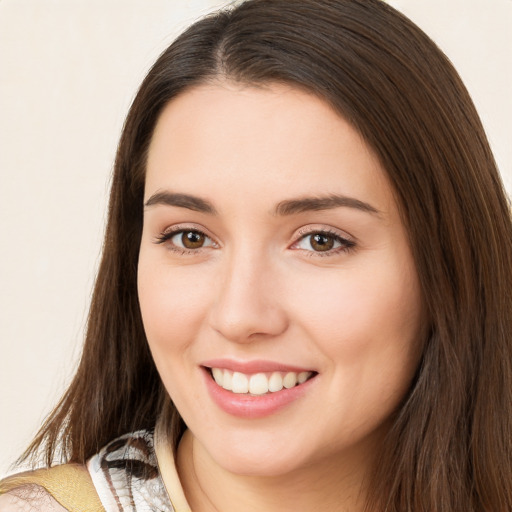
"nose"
208,251,289,343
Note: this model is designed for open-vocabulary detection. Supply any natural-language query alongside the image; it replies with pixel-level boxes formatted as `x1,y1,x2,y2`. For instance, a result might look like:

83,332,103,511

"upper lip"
201,358,316,374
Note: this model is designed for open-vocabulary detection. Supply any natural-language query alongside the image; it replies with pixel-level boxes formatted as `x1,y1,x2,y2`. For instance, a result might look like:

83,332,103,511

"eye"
172,230,209,249
155,228,216,252
292,230,355,255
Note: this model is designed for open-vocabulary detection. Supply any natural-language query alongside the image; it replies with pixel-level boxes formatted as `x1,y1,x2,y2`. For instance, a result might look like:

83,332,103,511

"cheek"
295,265,423,437
295,267,421,340
137,259,215,409
137,258,214,356
289,253,424,387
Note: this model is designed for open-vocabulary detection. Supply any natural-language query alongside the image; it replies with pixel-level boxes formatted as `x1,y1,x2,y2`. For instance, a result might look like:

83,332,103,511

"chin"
198,427,316,478
219,451,307,478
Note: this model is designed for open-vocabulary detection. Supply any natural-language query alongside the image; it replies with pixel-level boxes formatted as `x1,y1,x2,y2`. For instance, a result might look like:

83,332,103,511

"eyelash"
293,228,356,257
154,226,217,255
153,226,356,257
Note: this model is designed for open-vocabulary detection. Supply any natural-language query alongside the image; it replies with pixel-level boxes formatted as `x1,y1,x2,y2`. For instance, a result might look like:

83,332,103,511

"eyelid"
294,224,355,242
153,223,219,250
290,225,356,255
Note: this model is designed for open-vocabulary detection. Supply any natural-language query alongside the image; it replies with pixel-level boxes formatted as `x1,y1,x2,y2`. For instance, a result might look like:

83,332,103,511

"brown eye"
310,233,335,252
181,231,205,249
293,230,354,255
158,229,216,251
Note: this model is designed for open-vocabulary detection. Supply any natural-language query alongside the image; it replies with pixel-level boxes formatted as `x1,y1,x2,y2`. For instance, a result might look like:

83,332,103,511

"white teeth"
268,372,284,392
223,370,233,391
211,368,313,395
212,367,223,386
298,371,309,384
283,372,297,389
231,372,249,393
249,373,269,395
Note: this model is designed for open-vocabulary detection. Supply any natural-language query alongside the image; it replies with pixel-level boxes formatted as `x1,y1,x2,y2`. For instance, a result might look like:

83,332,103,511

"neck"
176,430,374,512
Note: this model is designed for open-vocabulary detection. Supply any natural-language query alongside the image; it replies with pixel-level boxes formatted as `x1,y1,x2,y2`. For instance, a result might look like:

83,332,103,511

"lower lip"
202,367,316,419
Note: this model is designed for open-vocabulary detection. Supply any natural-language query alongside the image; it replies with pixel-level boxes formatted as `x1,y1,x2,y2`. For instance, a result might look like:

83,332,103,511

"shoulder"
0,483,67,511
0,464,104,512
0,430,172,512
87,429,174,511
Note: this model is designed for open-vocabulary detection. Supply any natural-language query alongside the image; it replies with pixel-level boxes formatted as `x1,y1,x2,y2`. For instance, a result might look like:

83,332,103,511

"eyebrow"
144,191,217,215
274,194,380,216
144,191,379,217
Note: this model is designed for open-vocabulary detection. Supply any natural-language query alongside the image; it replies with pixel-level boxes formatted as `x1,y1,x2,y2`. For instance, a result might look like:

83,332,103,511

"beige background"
1,0,511,478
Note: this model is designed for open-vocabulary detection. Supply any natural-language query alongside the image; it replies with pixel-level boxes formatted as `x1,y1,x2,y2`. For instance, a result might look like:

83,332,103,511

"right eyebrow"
144,191,217,215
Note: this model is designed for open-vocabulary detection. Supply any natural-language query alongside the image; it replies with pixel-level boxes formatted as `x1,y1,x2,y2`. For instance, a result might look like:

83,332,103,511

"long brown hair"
22,0,512,509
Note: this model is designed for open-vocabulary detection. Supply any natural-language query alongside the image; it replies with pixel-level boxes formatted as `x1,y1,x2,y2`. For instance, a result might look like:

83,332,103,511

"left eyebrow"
274,194,380,216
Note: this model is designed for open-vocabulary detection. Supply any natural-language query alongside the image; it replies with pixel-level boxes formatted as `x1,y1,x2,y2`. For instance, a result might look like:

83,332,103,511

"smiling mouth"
206,367,317,396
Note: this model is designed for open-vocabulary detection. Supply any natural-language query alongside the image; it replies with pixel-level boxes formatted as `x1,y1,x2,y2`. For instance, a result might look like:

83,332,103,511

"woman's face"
138,82,425,477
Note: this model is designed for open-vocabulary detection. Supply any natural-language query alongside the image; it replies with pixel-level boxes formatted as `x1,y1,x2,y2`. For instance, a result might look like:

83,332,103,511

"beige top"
0,423,191,512
154,421,191,512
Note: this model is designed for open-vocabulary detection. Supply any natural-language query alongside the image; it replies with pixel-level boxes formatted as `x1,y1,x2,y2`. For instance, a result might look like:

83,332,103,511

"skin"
138,82,426,512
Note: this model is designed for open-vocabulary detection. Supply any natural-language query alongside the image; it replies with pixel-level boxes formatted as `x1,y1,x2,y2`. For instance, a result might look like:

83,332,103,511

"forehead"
145,82,396,217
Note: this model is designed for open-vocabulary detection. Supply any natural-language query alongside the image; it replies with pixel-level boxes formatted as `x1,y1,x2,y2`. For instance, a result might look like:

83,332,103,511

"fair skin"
138,82,425,512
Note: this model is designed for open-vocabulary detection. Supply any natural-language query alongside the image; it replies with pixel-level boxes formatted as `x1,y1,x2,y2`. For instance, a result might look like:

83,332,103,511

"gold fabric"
0,463,105,512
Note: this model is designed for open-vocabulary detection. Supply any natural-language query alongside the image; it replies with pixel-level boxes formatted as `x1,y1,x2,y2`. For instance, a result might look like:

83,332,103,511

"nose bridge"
208,243,288,342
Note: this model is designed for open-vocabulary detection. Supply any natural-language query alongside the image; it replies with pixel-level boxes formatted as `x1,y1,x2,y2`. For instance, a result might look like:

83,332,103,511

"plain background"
1,0,511,478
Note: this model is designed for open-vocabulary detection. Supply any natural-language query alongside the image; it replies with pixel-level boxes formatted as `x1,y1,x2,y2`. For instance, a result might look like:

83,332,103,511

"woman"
1,0,511,510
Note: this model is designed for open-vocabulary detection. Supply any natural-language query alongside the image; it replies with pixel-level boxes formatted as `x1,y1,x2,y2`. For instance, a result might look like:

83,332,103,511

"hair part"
22,1,512,510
